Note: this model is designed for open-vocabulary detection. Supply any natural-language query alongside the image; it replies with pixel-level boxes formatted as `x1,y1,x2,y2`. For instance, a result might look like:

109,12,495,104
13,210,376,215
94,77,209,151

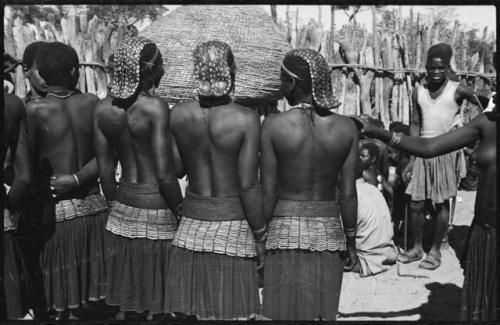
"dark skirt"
105,232,172,314
4,232,26,319
460,221,496,321
164,246,259,319
40,212,108,311
262,249,344,321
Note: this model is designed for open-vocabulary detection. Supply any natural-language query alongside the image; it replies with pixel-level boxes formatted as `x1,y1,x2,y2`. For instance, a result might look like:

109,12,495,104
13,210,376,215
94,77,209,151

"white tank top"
417,80,460,138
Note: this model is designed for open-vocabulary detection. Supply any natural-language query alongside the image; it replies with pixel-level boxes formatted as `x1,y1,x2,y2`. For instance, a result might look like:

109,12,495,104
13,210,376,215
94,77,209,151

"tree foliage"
7,5,168,28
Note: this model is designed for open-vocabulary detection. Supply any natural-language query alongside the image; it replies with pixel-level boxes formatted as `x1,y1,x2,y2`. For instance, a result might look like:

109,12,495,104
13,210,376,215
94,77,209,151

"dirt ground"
337,190,476,321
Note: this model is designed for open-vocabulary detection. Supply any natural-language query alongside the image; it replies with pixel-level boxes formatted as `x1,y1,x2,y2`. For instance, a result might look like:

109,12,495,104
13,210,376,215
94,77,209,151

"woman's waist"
276,189,338,204
57,184,100,201
273,198,340,218
115,180,168,209
181,188,245,221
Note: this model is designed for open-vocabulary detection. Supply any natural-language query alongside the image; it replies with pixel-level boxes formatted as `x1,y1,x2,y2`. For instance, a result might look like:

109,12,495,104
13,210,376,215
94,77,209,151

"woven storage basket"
140,5,292,106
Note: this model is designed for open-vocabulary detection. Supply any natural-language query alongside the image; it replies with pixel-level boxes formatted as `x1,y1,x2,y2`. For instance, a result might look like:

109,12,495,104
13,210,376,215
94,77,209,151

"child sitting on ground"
359,142,394,211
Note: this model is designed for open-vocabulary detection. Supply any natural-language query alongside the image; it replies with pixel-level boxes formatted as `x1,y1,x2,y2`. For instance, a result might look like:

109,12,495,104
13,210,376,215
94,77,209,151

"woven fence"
5,5,496,124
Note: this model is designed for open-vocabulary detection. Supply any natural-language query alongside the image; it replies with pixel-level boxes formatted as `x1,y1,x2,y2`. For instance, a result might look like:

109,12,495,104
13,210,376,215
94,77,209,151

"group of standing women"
2,34,497,321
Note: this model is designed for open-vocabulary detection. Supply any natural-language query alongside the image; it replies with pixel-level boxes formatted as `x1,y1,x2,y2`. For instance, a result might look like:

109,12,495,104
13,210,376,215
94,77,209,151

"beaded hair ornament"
282,49,340,110
193,40,236,97
109,36,157,99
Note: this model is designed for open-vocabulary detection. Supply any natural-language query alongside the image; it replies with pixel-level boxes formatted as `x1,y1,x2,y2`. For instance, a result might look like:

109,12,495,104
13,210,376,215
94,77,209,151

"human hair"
282,55,312,96
36,42,79,89
389,121,410,135
371,119,385,129
112,43,162,109
360,142,380,161
139,43,163,86
22,41,47,70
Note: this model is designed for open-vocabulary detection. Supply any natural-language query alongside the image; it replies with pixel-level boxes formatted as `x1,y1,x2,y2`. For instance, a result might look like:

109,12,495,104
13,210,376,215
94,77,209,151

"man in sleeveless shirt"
400,43,481,270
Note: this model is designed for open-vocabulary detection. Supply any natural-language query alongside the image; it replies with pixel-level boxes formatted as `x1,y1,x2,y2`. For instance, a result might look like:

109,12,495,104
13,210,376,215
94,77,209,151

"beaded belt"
106,201,178,240
173,191,255,257
266,199,346,252
55,193,107,222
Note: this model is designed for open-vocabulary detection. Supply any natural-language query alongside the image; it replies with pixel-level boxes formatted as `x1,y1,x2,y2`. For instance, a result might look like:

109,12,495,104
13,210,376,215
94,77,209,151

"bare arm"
260,116,278,224
171,135,185,179
238,112,266,239
339,122,359,249
456,84,483,109
94,109,117,201
150,98,182,217
8,108,38,209
357,114,484,158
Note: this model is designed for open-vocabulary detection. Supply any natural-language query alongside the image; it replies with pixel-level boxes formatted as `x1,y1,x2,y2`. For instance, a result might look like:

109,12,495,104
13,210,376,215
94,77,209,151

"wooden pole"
270,5,277,24
327,5,336,62
285,5,292,43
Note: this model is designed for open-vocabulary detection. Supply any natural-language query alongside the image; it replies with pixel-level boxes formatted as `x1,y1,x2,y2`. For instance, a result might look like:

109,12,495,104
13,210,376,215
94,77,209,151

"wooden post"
285,5,292,43
450,20,459,71
295,7,299,48
13,17,27,98
461,32,468,71
4,6,16,58
327,5,336,62
478,26,488,73
340,40,375,116
270,5,277,24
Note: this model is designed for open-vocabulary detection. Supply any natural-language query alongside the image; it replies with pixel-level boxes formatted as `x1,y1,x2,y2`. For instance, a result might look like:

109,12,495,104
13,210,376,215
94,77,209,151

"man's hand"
343,246,360,271
401,161,414,184
50,174,77,197
350,115,383,139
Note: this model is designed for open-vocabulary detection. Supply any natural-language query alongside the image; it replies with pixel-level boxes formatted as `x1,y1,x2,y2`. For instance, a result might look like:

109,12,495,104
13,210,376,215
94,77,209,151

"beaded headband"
193,40,236,97
282,49,340,109
109,36,156,99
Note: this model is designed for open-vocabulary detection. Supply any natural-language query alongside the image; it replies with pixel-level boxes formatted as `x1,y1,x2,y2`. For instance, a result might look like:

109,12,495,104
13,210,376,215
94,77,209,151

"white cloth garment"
355,178,398,276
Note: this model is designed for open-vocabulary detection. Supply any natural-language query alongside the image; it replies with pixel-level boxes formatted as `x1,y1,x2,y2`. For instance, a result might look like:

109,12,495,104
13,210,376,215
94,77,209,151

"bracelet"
72,174,80,187
253,224,267,243
387,132,402,146
344,227,357,237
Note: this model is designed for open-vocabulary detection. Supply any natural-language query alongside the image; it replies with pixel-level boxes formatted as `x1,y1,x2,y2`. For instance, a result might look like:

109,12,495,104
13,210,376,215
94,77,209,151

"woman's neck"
198,94,232,108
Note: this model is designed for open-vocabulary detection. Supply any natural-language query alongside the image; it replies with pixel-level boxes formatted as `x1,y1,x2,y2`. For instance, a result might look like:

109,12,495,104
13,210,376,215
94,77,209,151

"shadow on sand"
337,282,462,321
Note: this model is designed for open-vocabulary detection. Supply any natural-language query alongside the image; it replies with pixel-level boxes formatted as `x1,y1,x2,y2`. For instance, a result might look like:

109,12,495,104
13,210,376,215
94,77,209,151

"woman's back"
95,95,168,185
27,93,98,176
170,100,259,197
265,109,355,201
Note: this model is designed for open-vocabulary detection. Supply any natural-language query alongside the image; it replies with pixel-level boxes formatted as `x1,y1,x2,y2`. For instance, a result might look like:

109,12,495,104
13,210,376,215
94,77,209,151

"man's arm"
150,98,182,218
456,84,483,109
8,105,38,209
339,120,359,270
260,116,278,224
94,108,117,201
403,89,421,182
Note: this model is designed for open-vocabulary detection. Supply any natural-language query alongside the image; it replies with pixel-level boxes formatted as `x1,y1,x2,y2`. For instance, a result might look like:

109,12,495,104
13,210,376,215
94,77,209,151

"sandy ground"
337,190,476,321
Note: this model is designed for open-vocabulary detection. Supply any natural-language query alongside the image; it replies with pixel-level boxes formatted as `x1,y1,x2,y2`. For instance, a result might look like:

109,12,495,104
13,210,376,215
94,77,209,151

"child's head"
359,142,379,169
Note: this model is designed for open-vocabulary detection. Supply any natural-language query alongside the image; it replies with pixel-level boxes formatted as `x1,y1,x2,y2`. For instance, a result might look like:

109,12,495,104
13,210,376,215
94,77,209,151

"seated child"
351,161,398,276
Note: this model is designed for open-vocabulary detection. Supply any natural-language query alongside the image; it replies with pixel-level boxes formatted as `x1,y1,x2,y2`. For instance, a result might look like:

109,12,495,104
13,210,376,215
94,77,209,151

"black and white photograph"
1,3,497,322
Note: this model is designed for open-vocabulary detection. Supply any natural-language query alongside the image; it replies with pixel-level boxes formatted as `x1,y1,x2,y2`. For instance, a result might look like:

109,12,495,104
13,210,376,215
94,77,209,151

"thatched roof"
141,5,292,106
